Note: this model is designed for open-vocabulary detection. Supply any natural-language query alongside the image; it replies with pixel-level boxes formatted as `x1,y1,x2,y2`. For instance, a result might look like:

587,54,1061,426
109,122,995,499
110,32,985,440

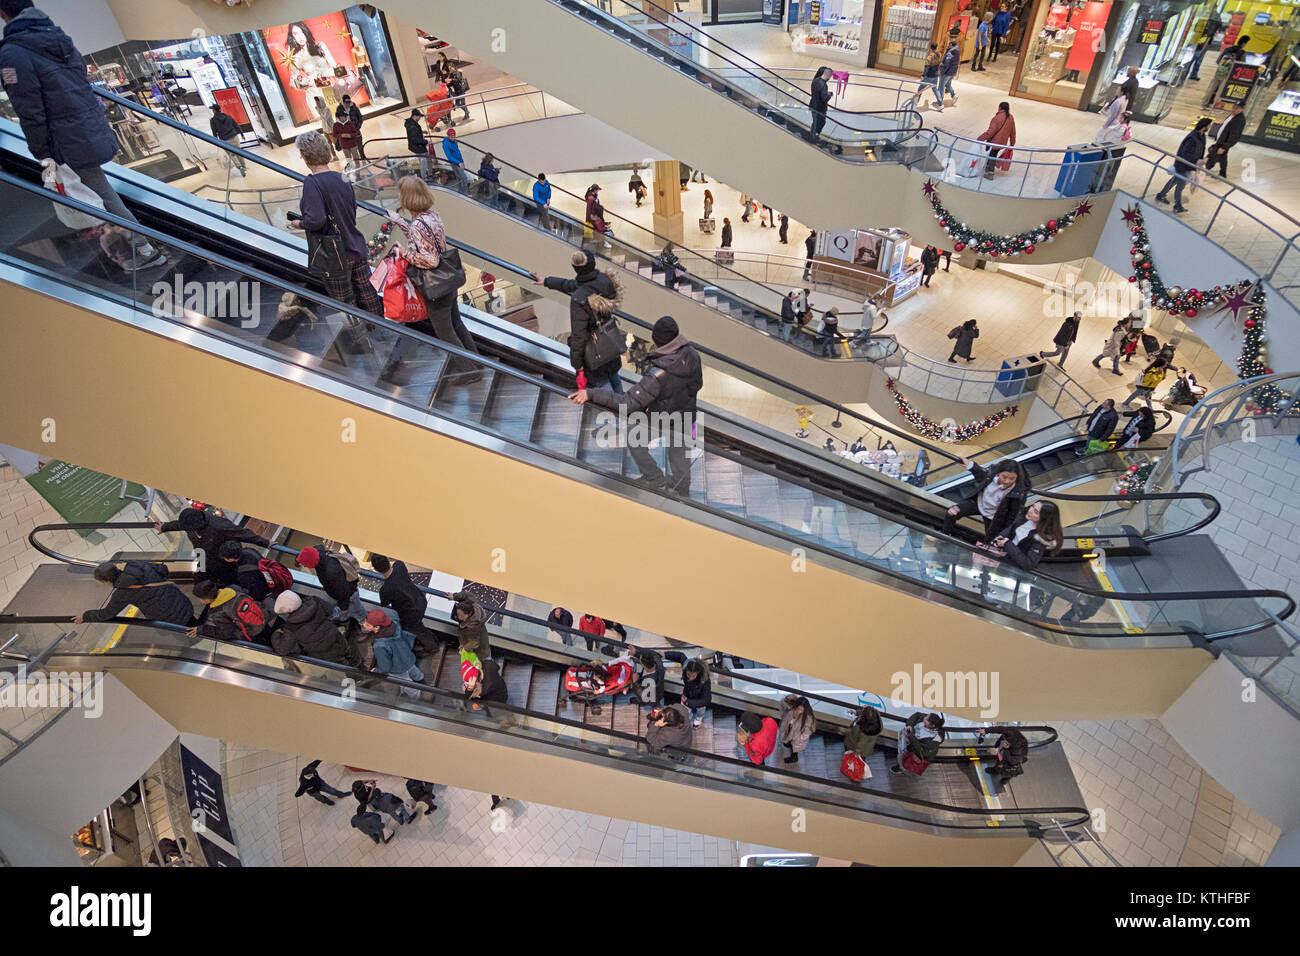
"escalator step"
373,347,447,408
501,659,533,708
431,367,496,422
703,453,744,509
480,377,543,442
435,646,464,691
526,668,562,715
610,695,643,738
531,390,583,458
576,405,626,477
583,695,616,731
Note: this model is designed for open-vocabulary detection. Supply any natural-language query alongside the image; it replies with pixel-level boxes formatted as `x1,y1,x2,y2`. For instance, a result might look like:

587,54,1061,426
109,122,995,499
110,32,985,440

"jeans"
688,706,706,724
937,74,957,103
588,363,624,394
450,163,470,194
820,333,838,357
1039,344,1071,367
810,110,827,139
332,590,367,625
1123,387,1154,409
537,201,552,230
1157,173,1189,208
1093,353,1121,373
914,78,942,107
629,422,692,493
303,780,347,804
1189,46,1207,80
391,664,425,698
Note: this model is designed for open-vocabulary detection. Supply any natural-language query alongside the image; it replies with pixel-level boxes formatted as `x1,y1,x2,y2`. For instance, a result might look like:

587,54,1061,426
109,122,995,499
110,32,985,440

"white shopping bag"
41,162,105,229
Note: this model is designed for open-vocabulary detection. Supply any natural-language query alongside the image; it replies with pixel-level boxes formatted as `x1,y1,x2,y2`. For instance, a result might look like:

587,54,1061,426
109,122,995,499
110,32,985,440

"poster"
852,232,882,270
809,1,823,26
1258,109,1300,148
824,229,855,262
763,0,785,25
1138,19,1165,44
1065,1,1112,73
180,746,242,868
261,12,371,127
1045,4,1070,30
1219,63,1259,106
211,87,251,130
24,461,146,527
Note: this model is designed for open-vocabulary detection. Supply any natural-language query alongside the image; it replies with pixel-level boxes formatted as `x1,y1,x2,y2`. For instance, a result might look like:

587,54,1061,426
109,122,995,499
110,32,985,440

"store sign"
1045,4,1070,30
824,229,856,262
1066,2,1113,73
1220,64,1259,106
809,1,822,26
762,0,785,25
180,745,242,868
741,853,819,866
1258,110,1300,148
211,87,252,131
1138,19,1166,44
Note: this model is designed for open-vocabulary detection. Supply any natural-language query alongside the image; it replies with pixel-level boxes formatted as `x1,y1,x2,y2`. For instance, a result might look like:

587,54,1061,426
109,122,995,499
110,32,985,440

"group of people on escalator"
942,457,1064,571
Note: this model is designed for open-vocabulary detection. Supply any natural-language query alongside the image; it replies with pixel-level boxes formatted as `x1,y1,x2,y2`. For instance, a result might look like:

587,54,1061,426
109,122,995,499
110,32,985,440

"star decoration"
338,28,353,41
922,179,936,197
1074,200,1094,217
276,48,298,69
1120,204,1140,224
1214,281,1258,327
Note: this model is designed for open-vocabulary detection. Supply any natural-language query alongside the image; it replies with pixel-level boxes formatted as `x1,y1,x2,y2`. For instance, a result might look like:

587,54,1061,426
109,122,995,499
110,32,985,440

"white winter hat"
274,591,302,615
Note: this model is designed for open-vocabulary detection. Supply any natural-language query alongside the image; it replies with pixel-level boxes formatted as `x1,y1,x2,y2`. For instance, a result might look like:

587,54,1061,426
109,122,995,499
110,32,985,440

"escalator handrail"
17,613,1086,829
1029,487,1222,543
8,175,1292,639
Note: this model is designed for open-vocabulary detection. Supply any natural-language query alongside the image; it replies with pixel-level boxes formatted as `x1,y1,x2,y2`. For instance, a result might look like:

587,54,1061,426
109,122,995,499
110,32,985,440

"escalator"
1,526,1092,865
0,132,1292,717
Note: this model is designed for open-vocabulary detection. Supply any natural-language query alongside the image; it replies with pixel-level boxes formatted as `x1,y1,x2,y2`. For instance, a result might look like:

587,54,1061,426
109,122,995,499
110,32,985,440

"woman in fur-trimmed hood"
535,250,625,391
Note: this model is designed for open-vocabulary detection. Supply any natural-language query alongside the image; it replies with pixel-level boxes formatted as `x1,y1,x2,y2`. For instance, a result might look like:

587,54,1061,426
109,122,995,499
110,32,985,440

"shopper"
477,151,503,209
910,43,944,111
938,38,960,107
340,94,364,157
75,561,196,627
356,609,425,697
1078,398,1119,456
978,102,1016,179
1188,16,1222,81
288,132,383,315
973,13,992,71
740,193,752,223
720,216,733,252
1097,108,1133,145
990,7,1011,61
1119,405,1157,448
404,109,430,179
546,606,576,646
646,703,693,753
1119,65,1140,107
209,104,246,175
921,245,940,287
0,1,163,266
1202,34,1251,108
803,230,817,279
450,590,492,660
808,65,832,141
891,712,945,774
214,540,270,601
1123,358,1169,410
656,240,682,290
190,580,265,644
702,188,713,221
778,212,789,244
583,183,613,247
844,705,882,760
578,613,606,652
294,545,363,625
680,658,712,727
532,249,625,393
385,176,482,381
779,290,798,343
947,318,979,363
353,780,416,826
1206,103,1246,178
268,590,354,665
569,315,702,495
1155,117,1211,214
313,96,338,159
777,695,816,766
987,500,1064,571
370,553,438,655
155,507,268,579
818,307,842,357
351,806,393,844
331,105,362,171
942,457,1028,540
982,726,1030,787
295,759,348,806
737,711,779,765
441,127,470,194
1039,311,1080,367
448,66,471,121
405,779,438,816
1090,318,1130,375
532,172,553,230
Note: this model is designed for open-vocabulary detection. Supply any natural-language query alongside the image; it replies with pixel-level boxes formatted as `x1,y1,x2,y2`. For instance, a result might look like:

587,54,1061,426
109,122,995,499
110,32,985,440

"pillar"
652,159,684,245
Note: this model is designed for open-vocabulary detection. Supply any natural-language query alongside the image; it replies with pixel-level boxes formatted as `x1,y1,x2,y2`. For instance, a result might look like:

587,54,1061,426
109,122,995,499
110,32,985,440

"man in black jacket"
532,250,624,394
1155,117,1211,213
295,759,349,806
155,509,268,581
570,316,703,496
213,540,271,600
208,103,246,174
803,230,817,279
1084,398,1119,446
76,561,196,626
1039,311,1080,367
295,546,364,624
1206,103,1245,178
941,458,1027,541
341,94,365,158
371,553,439,654
780,291,798,341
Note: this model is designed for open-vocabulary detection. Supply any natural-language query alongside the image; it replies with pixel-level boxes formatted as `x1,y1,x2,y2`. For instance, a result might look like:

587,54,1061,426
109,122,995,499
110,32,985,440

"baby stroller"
564,654,636,715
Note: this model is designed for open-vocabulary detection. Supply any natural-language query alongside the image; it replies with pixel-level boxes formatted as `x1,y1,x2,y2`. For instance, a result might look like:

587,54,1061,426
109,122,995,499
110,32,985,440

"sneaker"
692,718,703,727
889,765,903,775
1091,359,1101,368
1173,205,1188,214
632,474,669,493
1154,194,1170,204
381,828,394,843
132,250,168,271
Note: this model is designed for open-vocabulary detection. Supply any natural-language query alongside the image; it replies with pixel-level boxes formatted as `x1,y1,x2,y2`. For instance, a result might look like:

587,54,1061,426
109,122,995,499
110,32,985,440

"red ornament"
1130,247,1138,254
1244,319,1256,328
1025,245,1035,254
939,219,947,227
954,241,966,251
1048,220,1058,230
1128,275,1137,283
1185,308,1198,317
1188,289,1198,298
1265,367,1274,374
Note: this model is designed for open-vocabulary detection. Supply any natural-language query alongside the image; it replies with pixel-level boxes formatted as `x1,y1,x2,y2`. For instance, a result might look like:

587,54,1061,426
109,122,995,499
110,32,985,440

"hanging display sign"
1065,2,1113,73
1045,4,1070,29
762,0,785,25
1138,19,1166,44
809,1,823,26
180,745,242,868
1220,63,1260,106
823,229,856,262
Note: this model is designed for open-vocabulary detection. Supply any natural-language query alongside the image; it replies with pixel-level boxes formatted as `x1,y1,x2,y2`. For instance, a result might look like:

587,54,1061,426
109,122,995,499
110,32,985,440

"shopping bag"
369,246,399,295
41,162,106,229
382,256,428,323
901,752,930,775
840,750,866,783
1084,439,1110,456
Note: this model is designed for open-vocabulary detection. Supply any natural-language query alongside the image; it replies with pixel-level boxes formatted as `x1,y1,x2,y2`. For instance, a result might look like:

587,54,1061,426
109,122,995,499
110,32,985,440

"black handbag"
303,176,347,279
584,314,625,370
406,216,466,301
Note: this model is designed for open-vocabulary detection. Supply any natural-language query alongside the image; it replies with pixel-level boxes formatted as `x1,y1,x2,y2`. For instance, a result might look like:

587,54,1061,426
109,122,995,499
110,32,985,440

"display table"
1254,91,1300,151
1108,68,1169,123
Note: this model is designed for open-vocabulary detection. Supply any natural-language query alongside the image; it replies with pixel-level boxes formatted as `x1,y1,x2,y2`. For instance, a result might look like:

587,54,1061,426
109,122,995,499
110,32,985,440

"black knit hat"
652,316,679,347
739,712,764,734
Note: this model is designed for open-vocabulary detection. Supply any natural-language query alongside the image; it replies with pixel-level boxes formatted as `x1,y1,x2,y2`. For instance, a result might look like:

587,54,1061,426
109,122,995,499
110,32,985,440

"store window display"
876,0,940,71
791,0,871,65
1015,0,1113,107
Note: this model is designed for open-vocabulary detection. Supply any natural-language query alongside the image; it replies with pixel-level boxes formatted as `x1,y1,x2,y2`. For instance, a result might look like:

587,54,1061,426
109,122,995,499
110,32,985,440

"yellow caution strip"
92,606,139,654
1088,557,1145,634
967,745,1002,828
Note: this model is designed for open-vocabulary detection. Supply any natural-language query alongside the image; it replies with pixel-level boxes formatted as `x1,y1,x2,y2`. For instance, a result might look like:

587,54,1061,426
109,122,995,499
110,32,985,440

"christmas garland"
922,179,1092,258
1115,460,1156,496
1121,204,1285,414
366,220,395,264
885,379,1017,442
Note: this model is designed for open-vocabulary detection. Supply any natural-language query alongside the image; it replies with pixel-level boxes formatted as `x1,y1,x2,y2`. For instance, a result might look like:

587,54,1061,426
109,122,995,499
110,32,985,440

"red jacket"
579,615,606,637
743,717,779,764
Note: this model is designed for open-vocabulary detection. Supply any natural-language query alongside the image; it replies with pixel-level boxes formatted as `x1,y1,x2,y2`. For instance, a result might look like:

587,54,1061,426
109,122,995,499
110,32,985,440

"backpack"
330,549,361,582
259,558,294,594
234,597,265,641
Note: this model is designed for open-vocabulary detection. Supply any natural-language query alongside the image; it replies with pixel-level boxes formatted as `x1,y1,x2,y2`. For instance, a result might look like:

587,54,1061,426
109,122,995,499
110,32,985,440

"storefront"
1011,0,1116,108
809,226,924,305
84,5,409,148
787,0,874,65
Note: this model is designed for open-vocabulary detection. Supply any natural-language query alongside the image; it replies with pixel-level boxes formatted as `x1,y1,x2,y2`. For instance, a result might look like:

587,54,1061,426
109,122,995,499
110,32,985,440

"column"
652,159,684,245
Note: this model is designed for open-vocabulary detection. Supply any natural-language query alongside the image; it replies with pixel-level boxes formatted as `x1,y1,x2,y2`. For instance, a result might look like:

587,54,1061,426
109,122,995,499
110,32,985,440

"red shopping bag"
840,750,866,783
382,255,428,323
369,246,398,295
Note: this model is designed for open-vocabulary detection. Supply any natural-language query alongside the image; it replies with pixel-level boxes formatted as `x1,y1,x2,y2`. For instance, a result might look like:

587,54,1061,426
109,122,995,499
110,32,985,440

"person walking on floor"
947,318,978,363
909,43,944,111
1123,357,1170,410
353,780,417,826
1202,34,1251,108
295,759,348,806
209,103,246,175
702,188,713,221
938,37,961,107
990,7,1011,62
1076,397,1119,456
921,244,939,287
973,13,992,71
313,95,338,160
803,230,817,279
0,0,164,267
1154,118,1210,214
331,105,362,172
288,132,383,316
1206,102,1246,178
406,780,438,816
533,249,625,393
978,102,1016,179
351,806,393,844
1090,317,1130,375
808,65,832,141
1039,311,1080,367
720,216,733,252
778,213,789,244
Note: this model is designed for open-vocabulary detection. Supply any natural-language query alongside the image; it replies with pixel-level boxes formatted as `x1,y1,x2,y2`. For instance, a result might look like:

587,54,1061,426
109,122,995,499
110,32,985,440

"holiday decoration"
1115,461,1157,496
365,220,395,264
922,180,1091,258
885,379,1018,442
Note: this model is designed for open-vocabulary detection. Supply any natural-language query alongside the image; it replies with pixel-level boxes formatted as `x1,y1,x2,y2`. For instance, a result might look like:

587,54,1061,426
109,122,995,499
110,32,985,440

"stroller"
564,654,637,714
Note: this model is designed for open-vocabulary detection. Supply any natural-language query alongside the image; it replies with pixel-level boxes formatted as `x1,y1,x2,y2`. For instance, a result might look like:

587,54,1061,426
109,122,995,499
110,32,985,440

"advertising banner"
211,87,251,130
1220,63,1259,106
261,12,371,127
1258,109,1300,148
1138,18,1166,44
763,0,785,25
823,229,856,262
180,745,242,868
24,461,145,529
1065,1,1112,74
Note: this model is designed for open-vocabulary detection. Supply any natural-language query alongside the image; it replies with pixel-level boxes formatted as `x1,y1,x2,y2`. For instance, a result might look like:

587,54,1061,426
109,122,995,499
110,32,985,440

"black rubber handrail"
7,613,1086,830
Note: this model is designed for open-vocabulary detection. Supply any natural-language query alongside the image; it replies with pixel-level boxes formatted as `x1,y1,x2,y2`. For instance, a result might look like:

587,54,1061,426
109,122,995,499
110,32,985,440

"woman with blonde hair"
382,175,481,383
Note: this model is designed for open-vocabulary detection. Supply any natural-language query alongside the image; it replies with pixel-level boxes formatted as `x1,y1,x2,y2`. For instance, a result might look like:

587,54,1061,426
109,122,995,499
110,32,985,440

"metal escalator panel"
531,390,584,458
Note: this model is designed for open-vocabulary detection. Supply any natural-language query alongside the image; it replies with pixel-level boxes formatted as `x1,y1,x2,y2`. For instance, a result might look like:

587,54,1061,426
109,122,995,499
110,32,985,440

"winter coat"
0,9,120,169
532,179,552,205
902,712,943,762
405,117,427,155
720,221,733,247
196,587,266,644
158,513,268,575
1000,519,1052,570
1173,129,1206,175
646,704,693,751
633,650,666,705
1100,327,1126,358
442,136,464,166
959,461,1028,540
332,120,360,151
1214,111,1245,152
351,809,387,841
809,73,831,115
979,109,1016,171
478,658,508,704
379,560,429,631
778,700,815,754
210,111,239,141
586,334,702,418
940,44,960,77
922,49,942,79
921,247,939,276
270,595,350,664
843,721,879,759
368,618,419,676
346,102,363,130
781,296,797,327
542,251,623,378
1122,411,1156,444
313,551,359,610
1053,316,1079,347
681,671,712,709
478,159,500,184
742,716,779,764
229,549,272,602
295,761,329,796
82,561,195,626
451,591,492,659
950,323,979,359
1085,405,1119,441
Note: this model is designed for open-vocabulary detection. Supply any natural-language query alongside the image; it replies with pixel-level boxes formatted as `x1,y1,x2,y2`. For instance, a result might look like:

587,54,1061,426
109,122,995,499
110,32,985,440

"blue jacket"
532,180,552,204
478,160,500,184
1174,129,1206,174
372,624,418,675
0,9,120,169
993,10,1011,36
977,21,990,48
443,137,464,166
940,45,960,76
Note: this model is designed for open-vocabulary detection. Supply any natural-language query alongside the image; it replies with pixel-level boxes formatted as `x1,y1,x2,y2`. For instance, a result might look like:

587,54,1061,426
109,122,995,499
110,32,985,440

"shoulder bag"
406,215,466,302
584,310,625,371
303,175,347,280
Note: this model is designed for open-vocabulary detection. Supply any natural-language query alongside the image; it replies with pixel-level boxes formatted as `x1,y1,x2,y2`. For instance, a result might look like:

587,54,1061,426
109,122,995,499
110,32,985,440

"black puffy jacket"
159,512,268,577
959,462,1029,541
0,10,120,169
404,117,427,155
681,671,712,709
82,561,194,626
314,551,359,610
587,334,703,417
809,73,831,114
210,110,239,141
270,595,350,663
544,251,623,377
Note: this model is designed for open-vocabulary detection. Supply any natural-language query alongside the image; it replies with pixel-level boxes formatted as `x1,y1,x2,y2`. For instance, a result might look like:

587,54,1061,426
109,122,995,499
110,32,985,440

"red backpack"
259,559,294,594
234,597,265,641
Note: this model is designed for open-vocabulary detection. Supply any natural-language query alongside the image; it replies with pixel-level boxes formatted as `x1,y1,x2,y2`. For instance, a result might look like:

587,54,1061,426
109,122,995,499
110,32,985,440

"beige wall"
0,285,1212,719
113,665,1034,865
